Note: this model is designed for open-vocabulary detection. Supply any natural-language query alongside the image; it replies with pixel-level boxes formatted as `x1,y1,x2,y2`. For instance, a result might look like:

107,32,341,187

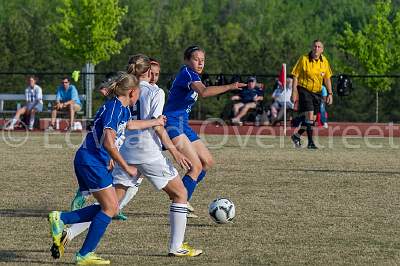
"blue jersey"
163,65,201,119
56,85,82,106
240,88,259,103
75,97,131,166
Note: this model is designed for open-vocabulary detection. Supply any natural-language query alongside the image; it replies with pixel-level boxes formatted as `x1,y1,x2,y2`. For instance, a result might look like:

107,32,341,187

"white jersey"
272,86,292,103
25,85,43,104
120,81,165,164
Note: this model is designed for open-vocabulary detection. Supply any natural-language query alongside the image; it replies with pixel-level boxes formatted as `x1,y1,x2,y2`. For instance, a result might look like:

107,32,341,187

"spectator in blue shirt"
47,77,82,131
231,76,264,125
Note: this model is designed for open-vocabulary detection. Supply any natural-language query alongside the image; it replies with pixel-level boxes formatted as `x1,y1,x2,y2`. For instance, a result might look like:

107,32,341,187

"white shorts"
112,157,178,190
26,102,43,112
112,166,142,188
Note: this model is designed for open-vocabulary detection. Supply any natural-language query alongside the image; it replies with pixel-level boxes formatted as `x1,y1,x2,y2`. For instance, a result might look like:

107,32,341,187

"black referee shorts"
298,86,321,114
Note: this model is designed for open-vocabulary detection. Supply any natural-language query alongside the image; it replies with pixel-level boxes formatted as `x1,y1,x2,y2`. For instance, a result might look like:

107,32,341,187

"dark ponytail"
183,45,205,60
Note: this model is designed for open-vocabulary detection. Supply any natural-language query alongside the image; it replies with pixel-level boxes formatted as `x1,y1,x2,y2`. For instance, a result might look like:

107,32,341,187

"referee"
291,39,333,149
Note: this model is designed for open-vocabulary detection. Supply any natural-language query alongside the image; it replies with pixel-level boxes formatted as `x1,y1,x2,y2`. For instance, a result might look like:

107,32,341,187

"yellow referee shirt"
291,53,332,93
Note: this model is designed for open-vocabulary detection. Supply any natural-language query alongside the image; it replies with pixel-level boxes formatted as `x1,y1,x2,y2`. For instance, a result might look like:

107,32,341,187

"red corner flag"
278,64,286,87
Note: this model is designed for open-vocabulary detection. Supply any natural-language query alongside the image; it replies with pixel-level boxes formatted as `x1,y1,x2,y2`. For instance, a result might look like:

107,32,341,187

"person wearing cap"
290,39,333,149
231,76,264,125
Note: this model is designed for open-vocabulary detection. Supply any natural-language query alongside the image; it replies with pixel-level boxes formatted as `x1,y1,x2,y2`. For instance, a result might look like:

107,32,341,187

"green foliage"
50,0,130,65
338,0,398,92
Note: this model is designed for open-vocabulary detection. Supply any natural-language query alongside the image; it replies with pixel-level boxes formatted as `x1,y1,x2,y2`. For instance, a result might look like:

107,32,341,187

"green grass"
1,132,400,265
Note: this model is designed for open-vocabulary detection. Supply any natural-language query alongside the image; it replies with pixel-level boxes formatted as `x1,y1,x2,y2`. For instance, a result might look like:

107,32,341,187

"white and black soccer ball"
208,198,235,224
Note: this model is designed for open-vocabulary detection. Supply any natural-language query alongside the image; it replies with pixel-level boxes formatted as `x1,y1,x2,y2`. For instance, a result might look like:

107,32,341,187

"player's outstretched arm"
192,81,246,98
103,129,136,177
154,125,192,171
127,115,166,130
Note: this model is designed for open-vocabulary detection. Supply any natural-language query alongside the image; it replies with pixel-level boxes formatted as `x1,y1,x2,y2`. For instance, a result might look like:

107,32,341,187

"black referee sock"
305,120,314,144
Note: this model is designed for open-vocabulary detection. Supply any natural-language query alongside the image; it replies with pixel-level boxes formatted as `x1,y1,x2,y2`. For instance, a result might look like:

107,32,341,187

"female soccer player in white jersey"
163,45,246,215
114,54,200,257
47,72,165,264
114,58,163,220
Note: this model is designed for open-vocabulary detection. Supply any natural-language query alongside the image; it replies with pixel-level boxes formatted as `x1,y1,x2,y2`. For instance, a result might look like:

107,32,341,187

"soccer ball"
208,198,235,224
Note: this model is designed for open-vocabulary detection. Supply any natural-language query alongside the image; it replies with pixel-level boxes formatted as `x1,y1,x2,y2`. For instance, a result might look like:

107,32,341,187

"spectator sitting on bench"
231,76,263,125
5,75,43,131
47,76,82,131
270,77,294,123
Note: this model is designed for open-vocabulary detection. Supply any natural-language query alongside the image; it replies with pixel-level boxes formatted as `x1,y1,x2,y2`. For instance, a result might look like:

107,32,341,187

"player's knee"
103,202,119,217
305,120,314,127
202,156,215,170
189,162,203,178
167,187,187,203
176,187,187,203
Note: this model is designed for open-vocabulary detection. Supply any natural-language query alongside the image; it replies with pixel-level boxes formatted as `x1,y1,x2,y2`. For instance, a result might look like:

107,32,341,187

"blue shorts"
74,160,113,194
165,116,199,142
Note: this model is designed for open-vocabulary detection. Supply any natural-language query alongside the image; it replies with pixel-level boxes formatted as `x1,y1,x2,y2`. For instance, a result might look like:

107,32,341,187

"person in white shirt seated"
5,75,43,131
270,77,293,123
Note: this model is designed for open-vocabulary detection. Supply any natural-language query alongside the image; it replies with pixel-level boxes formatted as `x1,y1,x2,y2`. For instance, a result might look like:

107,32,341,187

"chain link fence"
0,73,399,123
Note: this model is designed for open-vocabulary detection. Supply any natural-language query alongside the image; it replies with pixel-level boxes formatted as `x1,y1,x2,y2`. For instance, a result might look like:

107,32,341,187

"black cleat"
307,142,318,149
291,134,302,148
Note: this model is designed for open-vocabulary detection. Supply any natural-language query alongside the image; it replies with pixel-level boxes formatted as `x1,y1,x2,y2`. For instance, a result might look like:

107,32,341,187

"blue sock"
196,170,206,183
182,175,197,201
60,204,101,224
79,211,112,256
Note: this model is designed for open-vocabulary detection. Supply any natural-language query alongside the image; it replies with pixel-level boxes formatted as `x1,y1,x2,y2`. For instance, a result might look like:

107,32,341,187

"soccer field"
1,132,400,265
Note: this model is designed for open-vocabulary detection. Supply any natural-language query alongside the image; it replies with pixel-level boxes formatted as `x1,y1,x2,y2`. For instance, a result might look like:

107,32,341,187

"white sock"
10,118,17,127
66,222,91,241
66,185,142,243
119,177,143,209
169,202,187,252
29,115,35,128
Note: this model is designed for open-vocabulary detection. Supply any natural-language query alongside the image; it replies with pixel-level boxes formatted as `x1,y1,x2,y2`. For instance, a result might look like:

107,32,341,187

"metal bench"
0,93,86,116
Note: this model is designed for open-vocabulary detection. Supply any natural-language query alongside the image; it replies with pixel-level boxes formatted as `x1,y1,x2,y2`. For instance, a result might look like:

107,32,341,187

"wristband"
328,93,333,95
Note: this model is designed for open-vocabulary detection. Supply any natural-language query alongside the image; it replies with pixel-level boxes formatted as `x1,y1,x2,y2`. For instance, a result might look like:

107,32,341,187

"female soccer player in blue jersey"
163,45,246,215
47,72,165,265
52,56,201,258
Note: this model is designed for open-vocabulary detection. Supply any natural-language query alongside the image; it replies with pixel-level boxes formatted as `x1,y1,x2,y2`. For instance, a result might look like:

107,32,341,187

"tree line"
0,0,399,122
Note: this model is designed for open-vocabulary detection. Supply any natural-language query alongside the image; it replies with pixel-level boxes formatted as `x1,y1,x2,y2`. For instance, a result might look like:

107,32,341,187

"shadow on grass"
269,168,400,175
0,208,48,218
160,222,214,228
0,249,74,264
0,208,169,219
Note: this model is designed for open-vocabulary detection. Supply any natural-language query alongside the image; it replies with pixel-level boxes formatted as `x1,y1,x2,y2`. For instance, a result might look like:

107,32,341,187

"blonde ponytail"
127,54,151,77
107,72,139,97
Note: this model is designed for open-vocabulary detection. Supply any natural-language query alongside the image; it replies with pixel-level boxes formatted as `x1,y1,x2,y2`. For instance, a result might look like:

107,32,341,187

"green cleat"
113,211,128,221
50,229,69,259
75,252,110,265
71,189,86,211
48,211,64,248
